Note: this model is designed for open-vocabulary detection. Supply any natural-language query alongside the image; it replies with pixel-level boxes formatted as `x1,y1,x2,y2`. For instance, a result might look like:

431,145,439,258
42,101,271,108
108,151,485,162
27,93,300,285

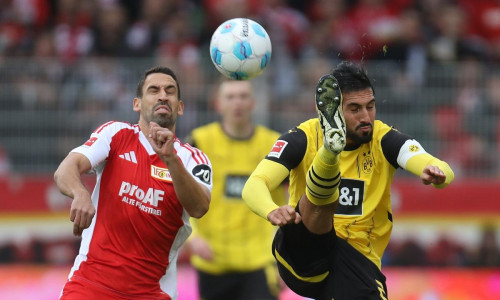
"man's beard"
346,124,373,146
149,102,175,128
151,114,175,128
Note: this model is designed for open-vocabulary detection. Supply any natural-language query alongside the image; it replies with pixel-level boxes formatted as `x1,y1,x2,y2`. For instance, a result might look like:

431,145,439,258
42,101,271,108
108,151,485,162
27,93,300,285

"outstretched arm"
405,153,454,188
54,152,95,236
389,135,455,188
243,159,301,226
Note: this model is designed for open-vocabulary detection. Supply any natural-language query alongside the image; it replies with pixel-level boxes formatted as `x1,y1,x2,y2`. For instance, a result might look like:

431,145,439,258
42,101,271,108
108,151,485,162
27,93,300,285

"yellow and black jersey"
188,122,286,274
266,118,413,269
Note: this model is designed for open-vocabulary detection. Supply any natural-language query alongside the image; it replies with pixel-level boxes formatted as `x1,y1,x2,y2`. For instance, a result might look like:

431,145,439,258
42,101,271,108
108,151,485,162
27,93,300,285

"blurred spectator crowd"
2,222,500,268
0,0,500,270
1,0,499,63
0,0,499,176
384,224,500,267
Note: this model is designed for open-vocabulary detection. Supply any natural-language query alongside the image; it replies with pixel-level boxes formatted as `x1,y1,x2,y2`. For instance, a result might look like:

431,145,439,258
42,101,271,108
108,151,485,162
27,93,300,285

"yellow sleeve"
187,217,199,240
405,153,455,188
242,159,290,220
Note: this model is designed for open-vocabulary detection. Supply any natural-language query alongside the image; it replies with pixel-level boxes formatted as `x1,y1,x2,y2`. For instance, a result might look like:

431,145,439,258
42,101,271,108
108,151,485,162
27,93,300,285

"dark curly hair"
331,61,374,95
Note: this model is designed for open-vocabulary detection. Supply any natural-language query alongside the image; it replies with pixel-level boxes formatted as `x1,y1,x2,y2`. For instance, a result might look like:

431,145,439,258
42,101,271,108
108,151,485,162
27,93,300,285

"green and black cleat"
315,74,346,154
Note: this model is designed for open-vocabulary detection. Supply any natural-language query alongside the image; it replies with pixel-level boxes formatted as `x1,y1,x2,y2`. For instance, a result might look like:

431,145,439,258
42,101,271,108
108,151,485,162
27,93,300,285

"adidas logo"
119,151,137,164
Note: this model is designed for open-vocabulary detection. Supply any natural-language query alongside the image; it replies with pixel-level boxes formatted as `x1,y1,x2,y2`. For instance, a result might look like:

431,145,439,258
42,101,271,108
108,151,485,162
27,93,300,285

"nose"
158,89,168,102
358,107,370,123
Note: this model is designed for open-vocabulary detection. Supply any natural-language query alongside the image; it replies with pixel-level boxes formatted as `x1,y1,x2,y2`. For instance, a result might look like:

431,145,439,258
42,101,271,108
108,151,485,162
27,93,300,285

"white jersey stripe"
182,142,208,164
130,151,137,163
182,144,201,164
94,121,116,134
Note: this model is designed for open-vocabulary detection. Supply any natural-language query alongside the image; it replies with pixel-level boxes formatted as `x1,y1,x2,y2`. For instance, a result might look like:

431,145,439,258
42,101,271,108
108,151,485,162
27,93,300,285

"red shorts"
60,275,172,300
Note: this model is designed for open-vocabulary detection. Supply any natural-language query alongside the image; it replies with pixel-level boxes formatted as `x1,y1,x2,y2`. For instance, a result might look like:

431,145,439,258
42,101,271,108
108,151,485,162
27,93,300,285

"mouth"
357,124,372,132
154,104,170,114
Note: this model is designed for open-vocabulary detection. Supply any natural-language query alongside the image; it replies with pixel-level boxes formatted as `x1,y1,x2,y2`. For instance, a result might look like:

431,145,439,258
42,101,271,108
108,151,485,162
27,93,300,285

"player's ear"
177,100,184,116
133,97,141,112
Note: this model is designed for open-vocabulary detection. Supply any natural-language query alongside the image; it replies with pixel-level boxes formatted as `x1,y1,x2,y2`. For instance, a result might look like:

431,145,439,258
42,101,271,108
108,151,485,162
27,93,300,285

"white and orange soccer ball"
209,18,272,80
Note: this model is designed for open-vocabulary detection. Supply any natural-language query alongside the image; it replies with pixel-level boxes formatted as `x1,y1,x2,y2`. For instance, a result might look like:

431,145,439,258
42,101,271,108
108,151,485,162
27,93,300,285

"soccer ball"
209,18,272,80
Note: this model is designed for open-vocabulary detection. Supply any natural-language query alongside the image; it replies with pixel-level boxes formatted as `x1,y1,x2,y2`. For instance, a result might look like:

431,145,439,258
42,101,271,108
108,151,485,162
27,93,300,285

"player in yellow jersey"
185,79,286,300
242,61,454,300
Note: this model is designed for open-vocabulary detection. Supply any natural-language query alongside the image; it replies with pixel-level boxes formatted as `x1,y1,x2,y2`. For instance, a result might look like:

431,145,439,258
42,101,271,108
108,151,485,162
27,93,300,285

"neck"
221,121,254,139
139,119,150,136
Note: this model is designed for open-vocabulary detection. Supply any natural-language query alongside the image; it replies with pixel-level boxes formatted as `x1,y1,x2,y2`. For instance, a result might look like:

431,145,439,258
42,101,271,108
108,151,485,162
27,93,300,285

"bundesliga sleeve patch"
84,137,98,147
268,140,288,158
192,164,212,185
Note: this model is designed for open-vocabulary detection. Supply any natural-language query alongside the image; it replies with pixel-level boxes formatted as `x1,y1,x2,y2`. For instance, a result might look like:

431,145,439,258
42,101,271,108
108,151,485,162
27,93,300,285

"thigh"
272,221,336,299
328,238,388,300
273,222,388,300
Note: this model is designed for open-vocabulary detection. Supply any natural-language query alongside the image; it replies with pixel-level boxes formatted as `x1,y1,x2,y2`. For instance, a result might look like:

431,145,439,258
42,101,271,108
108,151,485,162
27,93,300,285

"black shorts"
197,266,279,300
273,221,388,300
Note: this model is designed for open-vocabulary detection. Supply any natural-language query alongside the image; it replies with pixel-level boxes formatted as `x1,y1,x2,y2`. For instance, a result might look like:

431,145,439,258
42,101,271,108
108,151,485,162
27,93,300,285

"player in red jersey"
54,66,213,300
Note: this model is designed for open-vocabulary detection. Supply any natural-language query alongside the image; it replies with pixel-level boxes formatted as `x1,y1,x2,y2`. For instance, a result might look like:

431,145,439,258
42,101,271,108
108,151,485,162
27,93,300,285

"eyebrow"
147,84,177,91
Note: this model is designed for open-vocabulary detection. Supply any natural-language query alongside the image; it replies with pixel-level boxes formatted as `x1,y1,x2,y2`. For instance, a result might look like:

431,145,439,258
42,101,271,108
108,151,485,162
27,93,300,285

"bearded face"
134,72,184,130
346,122,373,146
149,101,177,129
341,88,376,148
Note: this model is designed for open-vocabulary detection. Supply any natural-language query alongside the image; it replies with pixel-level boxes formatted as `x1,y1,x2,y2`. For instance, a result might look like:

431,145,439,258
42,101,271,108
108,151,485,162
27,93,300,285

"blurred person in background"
243,61,454,299
462,69,500,176
54,66,212,300
0,145,12,178
91,2,128,56
184,79,287,300
375,8,428,108
460,0,500,61
427,2,490,61
466,224,500,267
346,0,402,61
302,0,357,62
52,0,94,63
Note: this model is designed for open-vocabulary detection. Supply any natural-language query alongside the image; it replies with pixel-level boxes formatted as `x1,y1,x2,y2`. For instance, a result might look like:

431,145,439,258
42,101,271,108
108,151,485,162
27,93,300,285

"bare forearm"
165,156,210,218
54,153,95,236
54,156,90,199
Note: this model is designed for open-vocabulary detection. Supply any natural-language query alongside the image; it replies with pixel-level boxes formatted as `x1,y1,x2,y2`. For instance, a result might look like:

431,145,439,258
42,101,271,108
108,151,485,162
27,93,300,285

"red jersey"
63,121,212,299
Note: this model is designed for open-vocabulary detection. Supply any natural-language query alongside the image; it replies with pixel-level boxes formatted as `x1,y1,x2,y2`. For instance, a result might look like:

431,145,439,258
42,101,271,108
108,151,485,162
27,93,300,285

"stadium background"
0,0,499,299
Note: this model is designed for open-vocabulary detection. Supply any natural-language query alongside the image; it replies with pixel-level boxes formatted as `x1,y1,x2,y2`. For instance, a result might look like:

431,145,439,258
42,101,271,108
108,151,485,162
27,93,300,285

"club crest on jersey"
268,140,288,158
151,165,172,182
84,137,98,147
409,144,419,152
361,151,374,174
